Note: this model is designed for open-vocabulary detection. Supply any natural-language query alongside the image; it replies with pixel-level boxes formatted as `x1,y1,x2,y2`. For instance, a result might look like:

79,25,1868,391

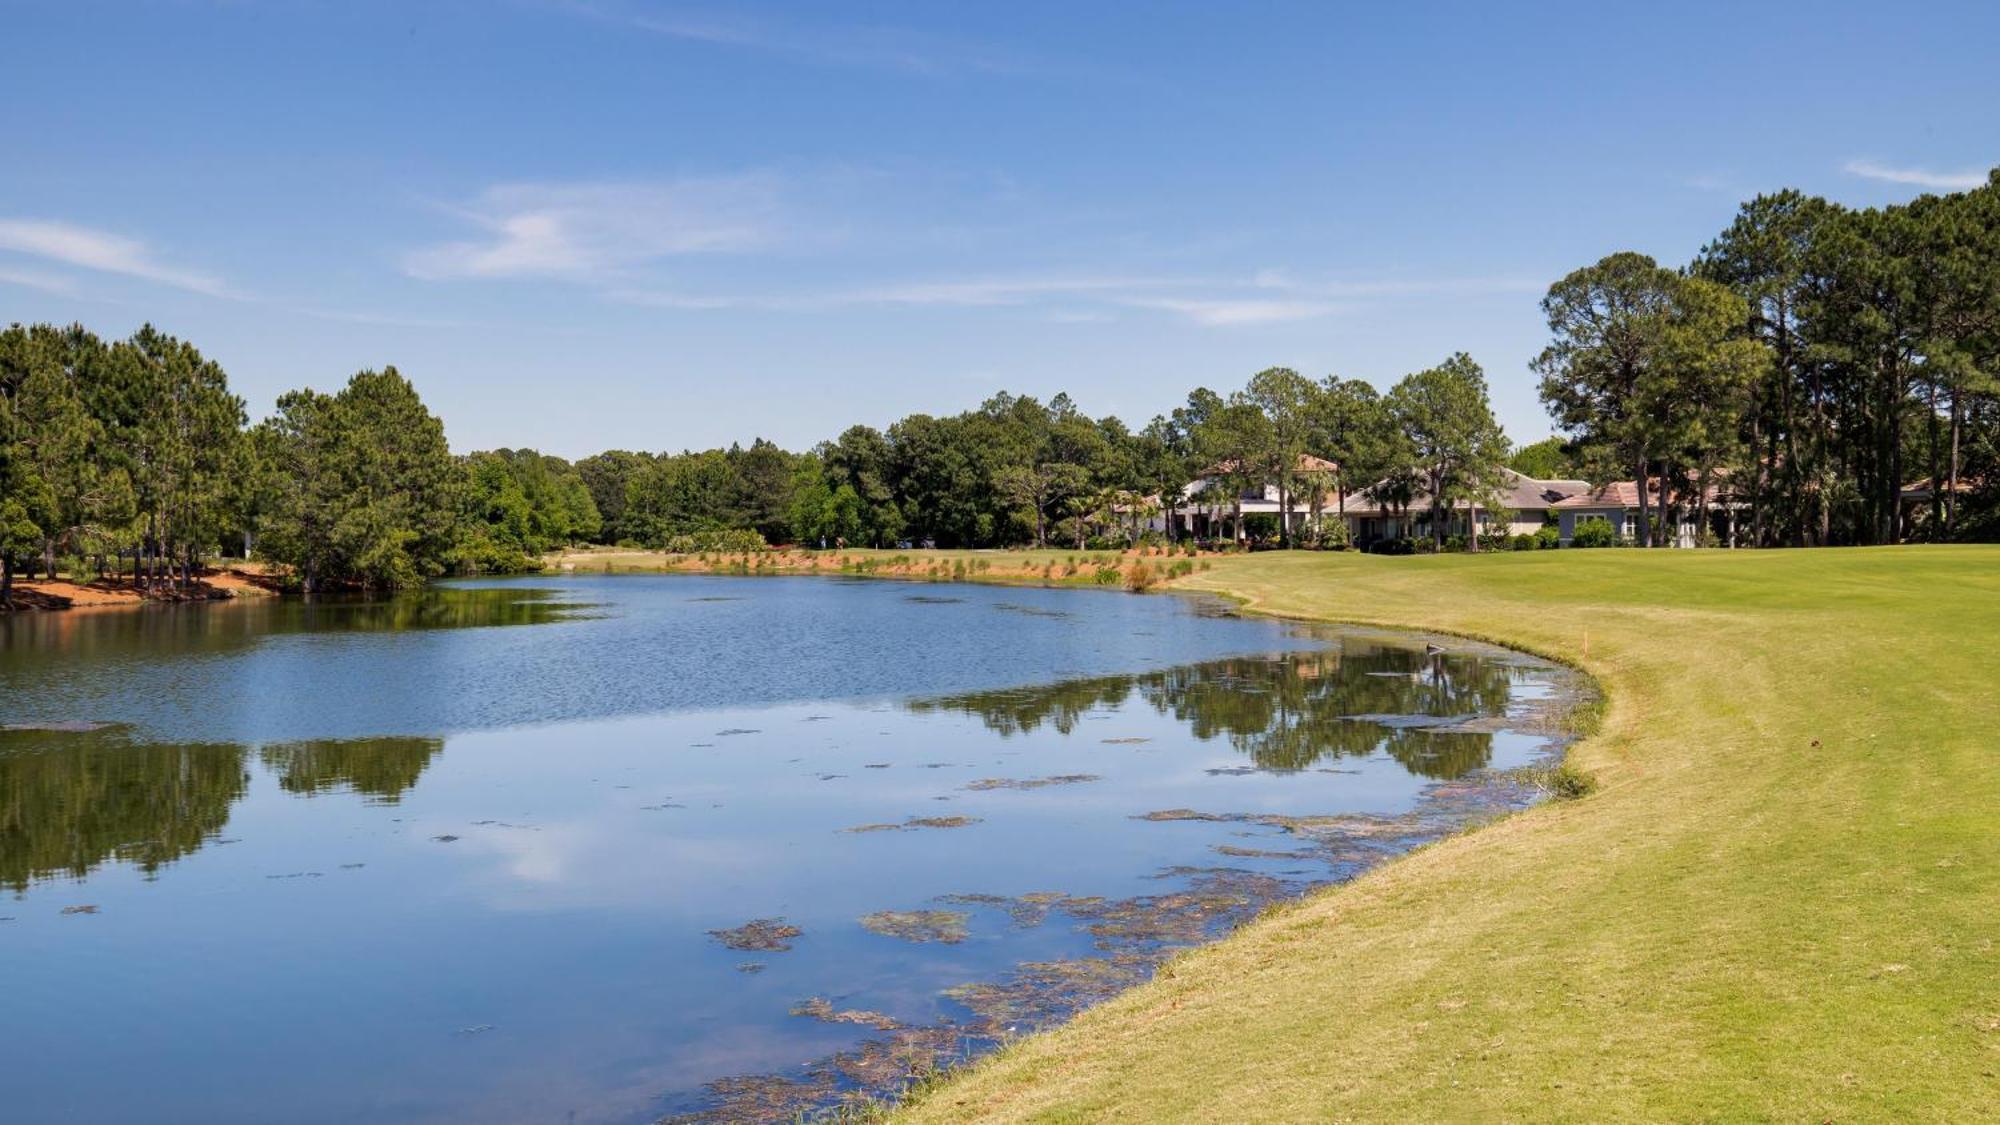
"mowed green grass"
901,546,2000,1122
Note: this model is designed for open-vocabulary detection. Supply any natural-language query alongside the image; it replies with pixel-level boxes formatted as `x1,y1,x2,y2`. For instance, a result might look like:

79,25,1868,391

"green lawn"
900,546,2000,1122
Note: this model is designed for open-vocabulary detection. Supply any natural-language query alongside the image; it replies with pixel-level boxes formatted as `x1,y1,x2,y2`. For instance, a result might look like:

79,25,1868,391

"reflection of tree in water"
0,731,448,891
909,640,1529,779
259,736,444,804
2,587,586,673
0,730,249,893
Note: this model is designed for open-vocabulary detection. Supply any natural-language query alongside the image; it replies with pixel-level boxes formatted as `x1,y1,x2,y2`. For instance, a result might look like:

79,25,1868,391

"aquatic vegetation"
945,956,1154,1037
842,816,982,833
791,996,902,1030
961,774,1101,791
707,917,803,952
859,909,971,944
936,891,1071,928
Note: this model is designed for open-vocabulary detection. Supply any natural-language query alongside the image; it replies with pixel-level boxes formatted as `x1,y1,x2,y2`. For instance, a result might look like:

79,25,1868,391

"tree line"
1538,170,2000,546
4,169,1996,597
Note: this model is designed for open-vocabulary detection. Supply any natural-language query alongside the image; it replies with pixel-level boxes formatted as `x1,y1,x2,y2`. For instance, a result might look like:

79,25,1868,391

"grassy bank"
896,546,2000,1121
545,545,1218,589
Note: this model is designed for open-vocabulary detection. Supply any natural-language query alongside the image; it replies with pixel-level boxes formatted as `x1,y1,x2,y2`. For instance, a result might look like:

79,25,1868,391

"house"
1551,479,1745,546
1340,467,1589,547
1169,454,1341,540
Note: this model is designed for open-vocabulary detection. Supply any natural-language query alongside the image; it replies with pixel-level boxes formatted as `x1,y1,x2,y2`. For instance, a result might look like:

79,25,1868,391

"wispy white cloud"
606,274,1182,312
405,179,781,282
1117,296,1340,326
556,1,1022,76
608,270,1537,327
1843,159,1991,191
0,218,235,297
0,265,82,297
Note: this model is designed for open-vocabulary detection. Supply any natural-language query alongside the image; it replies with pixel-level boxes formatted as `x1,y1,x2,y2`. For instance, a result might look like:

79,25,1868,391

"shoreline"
544,545,1231,594
893,547,2000,1122
2,567,282,612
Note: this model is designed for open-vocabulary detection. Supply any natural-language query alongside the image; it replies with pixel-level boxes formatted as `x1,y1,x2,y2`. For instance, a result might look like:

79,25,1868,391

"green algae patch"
842,815,983,833
706,917,802,952
860,909,972,944
962,774,1100,791
791,996,903,1031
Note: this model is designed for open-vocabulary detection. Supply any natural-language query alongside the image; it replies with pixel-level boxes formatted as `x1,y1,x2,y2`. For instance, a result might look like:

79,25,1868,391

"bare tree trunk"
1635,457,1654,548
1947,394,1964,536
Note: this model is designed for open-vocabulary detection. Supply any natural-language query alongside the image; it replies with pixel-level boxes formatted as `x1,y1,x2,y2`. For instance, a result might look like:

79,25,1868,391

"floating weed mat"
664,1025,968,1124
961,774,1100,791
935,891,1072,928
707,917,803,952
791,997,902,1031
859,909,971,944
671,667,1597,1122
842,815,982,833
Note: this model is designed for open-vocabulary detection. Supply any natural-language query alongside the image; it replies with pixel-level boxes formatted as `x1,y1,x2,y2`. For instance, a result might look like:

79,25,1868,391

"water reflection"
0,730,442,891
0,728,249,893
260,737,444,804
910,638,1524,778
0,587,588,664
1,641,1540,895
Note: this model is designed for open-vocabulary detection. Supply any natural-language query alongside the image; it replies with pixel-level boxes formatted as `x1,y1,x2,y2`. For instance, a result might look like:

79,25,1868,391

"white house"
1166,454,1342,540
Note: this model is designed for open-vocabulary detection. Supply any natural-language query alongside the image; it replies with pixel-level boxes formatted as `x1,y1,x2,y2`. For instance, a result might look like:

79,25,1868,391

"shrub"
1243,514,1280,541
1534,524,1562,550
1570,517,1619,548
1443,535,1468,553
1511,533,1537,552
1478,531,1513,551
1093,565,1122,585
1125,562,1157,591
1298,521,1351,551
1370,536,1417,556
1530,762,1597,800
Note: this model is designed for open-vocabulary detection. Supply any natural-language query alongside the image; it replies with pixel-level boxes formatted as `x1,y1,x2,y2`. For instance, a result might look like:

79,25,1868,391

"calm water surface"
0,575,1581,1123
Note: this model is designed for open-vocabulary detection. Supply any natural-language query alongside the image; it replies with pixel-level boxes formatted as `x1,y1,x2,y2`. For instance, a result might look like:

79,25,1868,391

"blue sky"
3,0,1996,457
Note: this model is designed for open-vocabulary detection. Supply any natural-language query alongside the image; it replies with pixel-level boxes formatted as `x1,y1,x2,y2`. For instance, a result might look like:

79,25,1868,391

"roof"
1552,478,1740,510
1198,453,1340,478
1346,467,1588,515
1552,481,1643,510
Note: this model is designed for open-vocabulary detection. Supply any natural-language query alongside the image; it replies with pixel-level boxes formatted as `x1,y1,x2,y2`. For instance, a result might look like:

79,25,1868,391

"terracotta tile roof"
1552,482,1642,509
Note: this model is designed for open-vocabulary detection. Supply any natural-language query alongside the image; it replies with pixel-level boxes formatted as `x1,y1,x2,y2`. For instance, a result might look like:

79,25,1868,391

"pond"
0,575,1587,1123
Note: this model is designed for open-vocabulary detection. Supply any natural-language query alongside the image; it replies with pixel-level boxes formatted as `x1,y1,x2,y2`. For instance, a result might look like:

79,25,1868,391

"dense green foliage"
252,368,461,590
1508,436,1580,480
1541,170,2000,546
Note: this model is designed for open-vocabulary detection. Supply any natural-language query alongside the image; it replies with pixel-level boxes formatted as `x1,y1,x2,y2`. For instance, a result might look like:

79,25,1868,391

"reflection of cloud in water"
449,819,786,909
